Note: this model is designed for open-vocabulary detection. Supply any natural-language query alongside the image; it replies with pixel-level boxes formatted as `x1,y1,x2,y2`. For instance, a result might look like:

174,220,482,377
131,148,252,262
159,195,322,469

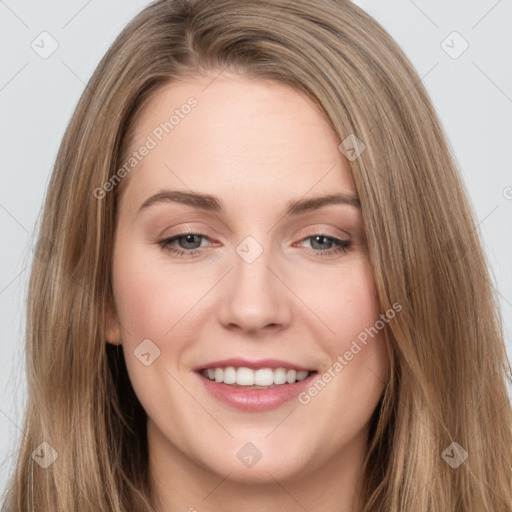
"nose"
216,242,292,336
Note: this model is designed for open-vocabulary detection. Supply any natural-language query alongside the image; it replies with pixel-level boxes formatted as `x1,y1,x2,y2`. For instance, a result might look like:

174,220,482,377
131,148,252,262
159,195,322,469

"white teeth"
223,367,237,384
237,367,255,385
286,369,296,383
254,368,274,386
296,370,309,381
273,367,287,384
201,366,312,386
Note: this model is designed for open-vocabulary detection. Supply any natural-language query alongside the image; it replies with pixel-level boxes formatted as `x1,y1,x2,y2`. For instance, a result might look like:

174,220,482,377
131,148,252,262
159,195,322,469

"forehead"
120,73,356,212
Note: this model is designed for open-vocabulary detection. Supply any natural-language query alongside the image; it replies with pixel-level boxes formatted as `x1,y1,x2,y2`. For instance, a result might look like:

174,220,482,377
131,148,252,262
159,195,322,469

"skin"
106,71,389,512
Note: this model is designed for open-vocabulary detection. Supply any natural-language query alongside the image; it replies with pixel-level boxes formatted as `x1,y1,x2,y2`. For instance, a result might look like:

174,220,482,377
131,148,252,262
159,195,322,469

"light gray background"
1,0,511,496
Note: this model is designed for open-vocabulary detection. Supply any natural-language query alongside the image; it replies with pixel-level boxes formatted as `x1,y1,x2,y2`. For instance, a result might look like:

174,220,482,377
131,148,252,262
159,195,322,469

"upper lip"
193,358,315,372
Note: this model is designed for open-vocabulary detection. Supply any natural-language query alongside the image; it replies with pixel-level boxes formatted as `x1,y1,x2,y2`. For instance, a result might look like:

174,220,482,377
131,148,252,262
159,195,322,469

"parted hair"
3,0,511,510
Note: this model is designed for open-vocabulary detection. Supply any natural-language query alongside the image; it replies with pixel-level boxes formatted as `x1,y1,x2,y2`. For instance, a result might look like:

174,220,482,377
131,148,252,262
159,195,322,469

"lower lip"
196,371,317,412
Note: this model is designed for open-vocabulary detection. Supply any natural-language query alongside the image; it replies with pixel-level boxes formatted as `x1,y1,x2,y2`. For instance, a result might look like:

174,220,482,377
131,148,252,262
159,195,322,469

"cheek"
110,244,193,411
311,256,389,380
308,256,381,344
297,259,388,434
111,242,202,340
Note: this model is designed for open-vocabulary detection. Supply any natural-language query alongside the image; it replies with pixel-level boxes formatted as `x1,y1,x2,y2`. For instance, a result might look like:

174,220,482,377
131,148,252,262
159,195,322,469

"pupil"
312,236,330,250
182,234,200,249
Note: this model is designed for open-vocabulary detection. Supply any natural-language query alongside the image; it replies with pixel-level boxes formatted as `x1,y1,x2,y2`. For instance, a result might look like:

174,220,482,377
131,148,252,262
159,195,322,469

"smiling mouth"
199,366,317,389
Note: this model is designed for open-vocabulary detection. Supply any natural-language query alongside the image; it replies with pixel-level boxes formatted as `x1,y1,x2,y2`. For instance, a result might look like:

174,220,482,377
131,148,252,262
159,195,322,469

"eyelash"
157,233,352,259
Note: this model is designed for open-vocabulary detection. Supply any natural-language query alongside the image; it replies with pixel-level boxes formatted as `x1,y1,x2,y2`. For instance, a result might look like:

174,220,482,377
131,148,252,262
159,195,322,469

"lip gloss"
196,371,317,412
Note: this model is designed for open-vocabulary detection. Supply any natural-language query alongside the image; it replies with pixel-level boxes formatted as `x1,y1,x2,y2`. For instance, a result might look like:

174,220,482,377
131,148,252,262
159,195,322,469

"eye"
157,232,351,259
157,233,211,258
295,234,352,258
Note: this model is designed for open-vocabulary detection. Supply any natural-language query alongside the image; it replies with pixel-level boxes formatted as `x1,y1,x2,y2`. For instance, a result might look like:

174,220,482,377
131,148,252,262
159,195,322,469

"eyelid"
155,222,213,239
294,223,351,241
158,224,351,244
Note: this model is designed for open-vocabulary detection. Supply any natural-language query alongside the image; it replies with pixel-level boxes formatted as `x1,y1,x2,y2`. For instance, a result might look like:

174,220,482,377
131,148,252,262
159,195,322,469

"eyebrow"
137,190,361,217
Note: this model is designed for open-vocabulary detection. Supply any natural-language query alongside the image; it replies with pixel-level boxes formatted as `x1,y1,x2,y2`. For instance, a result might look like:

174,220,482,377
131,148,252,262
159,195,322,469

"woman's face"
107,72,389,492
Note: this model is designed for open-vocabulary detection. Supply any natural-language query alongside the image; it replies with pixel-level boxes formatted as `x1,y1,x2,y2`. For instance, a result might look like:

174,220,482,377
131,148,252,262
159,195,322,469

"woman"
3,0,511,510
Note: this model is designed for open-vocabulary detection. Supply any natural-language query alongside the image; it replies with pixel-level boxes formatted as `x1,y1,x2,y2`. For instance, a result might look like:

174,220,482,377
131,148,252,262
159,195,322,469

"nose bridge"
216,234,291,332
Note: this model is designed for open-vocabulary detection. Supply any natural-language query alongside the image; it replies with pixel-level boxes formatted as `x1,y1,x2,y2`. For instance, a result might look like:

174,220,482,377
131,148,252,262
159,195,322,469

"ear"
105,301,122,345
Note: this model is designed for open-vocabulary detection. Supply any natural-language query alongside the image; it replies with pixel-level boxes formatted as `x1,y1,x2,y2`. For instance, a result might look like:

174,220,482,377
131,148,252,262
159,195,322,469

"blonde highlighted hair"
3,0,511,510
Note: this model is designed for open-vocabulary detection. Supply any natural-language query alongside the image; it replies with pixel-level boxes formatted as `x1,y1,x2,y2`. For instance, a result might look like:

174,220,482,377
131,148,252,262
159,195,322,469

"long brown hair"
3,0,511,510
